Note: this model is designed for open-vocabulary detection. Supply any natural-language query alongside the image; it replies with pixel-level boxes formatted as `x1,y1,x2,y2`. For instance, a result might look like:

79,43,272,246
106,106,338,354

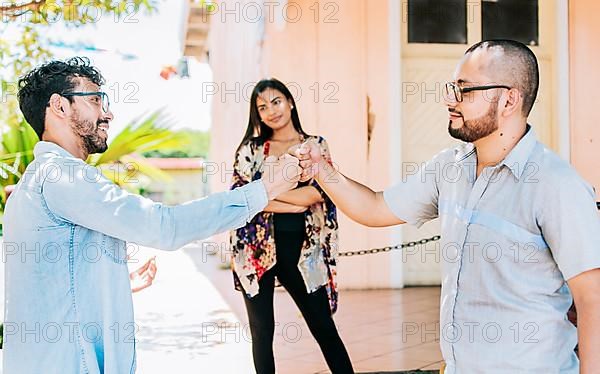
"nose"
444,93,458,109
104,110,114,121
264,106,277,119
442,84,459,107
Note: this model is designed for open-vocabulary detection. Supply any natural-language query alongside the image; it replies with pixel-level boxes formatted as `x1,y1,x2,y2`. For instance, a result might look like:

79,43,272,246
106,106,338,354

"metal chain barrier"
338,235,442,257
338,203,600,257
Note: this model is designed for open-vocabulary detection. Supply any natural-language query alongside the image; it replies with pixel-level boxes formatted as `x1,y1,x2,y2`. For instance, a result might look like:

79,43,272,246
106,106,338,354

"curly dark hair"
17,57,105,139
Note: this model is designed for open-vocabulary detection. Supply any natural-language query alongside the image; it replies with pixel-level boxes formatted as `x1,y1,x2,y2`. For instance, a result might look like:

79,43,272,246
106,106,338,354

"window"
482,0,539,46
408,0,467,44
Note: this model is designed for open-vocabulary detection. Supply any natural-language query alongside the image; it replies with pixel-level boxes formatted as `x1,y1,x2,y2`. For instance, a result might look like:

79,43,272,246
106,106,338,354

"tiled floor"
184,243,444,374
271,287,443,373
0,240,443,373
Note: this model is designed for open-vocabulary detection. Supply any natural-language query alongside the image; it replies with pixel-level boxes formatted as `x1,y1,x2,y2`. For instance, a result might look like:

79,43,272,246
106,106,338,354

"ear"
47,93,69,118
501,88,522,118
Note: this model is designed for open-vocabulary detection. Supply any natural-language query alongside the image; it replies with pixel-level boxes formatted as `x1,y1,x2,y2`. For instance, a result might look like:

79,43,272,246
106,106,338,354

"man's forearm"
275,186,322,206
158,180,270,250
577,301,600,372
568,269,600,373
264,200,307,213
314,160,404,227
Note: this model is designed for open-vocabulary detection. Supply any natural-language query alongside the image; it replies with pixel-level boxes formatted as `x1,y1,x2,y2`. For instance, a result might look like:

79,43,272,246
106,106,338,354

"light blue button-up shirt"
384,126,600,373
2,141,268,373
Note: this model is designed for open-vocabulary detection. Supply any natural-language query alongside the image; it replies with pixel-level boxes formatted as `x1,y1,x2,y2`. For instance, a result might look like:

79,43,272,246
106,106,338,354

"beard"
70,109,108,155
448,101,499,143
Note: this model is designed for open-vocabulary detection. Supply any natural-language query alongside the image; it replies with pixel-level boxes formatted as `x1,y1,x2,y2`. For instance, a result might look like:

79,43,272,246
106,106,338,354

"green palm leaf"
90,111,189,166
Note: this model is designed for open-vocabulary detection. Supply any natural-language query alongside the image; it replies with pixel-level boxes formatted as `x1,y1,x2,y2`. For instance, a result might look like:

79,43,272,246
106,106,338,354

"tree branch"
0,0,46,19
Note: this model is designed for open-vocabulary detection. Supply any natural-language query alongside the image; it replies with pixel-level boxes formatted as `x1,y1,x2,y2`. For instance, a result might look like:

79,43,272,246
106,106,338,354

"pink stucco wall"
570,0,600,197
208,0,399,288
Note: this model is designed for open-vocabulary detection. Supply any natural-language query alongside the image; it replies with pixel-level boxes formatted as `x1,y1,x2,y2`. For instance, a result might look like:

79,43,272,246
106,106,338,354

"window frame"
481,0,539,46
401,0,552,59
406,0,469,45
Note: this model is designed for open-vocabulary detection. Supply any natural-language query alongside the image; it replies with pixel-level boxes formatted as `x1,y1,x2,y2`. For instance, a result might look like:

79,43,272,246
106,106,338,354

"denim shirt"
2,141,268,374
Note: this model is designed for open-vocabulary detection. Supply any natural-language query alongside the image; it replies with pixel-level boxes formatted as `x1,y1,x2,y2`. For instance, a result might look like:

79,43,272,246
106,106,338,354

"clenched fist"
261,154,302,200
288,140,322,182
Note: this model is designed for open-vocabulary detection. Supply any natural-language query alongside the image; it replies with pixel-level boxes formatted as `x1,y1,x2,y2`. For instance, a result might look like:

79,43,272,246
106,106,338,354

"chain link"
338,235,441,257
337,202,600,257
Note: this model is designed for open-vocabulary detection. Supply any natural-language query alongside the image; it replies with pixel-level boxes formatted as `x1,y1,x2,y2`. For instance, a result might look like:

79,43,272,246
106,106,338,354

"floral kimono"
229,135,340,313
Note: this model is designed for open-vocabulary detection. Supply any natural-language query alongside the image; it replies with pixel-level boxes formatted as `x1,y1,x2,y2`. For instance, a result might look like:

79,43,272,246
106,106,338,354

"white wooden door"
398,0,559,285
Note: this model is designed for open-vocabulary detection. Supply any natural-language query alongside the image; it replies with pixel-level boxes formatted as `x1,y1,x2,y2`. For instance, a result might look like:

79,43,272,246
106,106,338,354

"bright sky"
5,0,213,140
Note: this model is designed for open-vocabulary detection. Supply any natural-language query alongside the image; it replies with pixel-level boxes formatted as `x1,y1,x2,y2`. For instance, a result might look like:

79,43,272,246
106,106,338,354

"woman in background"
230,78,354,374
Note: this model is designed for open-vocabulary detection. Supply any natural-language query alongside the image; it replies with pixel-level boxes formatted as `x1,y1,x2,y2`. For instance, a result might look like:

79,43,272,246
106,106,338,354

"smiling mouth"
448,111,463,120
268,115,282,123
98,124,109,134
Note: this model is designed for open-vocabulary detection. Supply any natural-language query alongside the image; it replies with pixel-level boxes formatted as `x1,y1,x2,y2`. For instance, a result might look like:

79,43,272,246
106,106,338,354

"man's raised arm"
292,141,405,227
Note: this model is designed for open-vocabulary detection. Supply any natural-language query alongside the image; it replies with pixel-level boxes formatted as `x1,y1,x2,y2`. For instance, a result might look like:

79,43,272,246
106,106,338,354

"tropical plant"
0,125,36,186
87,112,190,188
0,99,39,212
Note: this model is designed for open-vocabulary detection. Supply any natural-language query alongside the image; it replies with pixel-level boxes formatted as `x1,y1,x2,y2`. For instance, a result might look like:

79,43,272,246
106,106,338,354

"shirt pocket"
101,235,129,264
36,223,70,232
75,227,129,265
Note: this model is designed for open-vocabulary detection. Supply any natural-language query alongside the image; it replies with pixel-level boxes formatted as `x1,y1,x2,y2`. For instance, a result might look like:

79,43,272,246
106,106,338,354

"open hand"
130,257,157,293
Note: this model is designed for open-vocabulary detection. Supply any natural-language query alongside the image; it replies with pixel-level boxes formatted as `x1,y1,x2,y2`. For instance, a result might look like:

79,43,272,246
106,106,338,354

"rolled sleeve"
239,180,269,222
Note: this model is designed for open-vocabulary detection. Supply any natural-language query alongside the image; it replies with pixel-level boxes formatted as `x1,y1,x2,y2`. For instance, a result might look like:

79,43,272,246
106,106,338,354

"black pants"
243,227,354,374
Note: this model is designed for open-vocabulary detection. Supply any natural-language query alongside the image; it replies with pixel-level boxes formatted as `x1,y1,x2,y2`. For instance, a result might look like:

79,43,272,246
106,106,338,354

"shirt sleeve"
229,141,260,248
383,153,442,228
41,157,268,251
538,167,600,280
230,141,255,189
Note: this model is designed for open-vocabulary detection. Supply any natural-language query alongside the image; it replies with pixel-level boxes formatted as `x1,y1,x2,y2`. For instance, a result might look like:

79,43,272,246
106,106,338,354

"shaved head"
464,40,539,117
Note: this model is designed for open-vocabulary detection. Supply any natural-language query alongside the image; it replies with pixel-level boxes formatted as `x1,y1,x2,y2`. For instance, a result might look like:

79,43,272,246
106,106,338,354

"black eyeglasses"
61,91,110,113
444,82,511,103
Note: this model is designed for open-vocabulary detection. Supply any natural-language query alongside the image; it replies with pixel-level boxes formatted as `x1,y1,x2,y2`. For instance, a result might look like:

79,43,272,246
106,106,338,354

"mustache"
448,108,463,116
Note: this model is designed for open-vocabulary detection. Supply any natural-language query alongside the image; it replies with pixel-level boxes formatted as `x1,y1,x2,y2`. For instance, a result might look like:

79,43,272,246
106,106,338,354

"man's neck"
42,134,88,160
473,123,528,176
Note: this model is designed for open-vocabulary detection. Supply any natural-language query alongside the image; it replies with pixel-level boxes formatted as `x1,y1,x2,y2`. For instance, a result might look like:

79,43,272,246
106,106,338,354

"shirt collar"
33,141,78,159
499,124,538,180
456,143,476,163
